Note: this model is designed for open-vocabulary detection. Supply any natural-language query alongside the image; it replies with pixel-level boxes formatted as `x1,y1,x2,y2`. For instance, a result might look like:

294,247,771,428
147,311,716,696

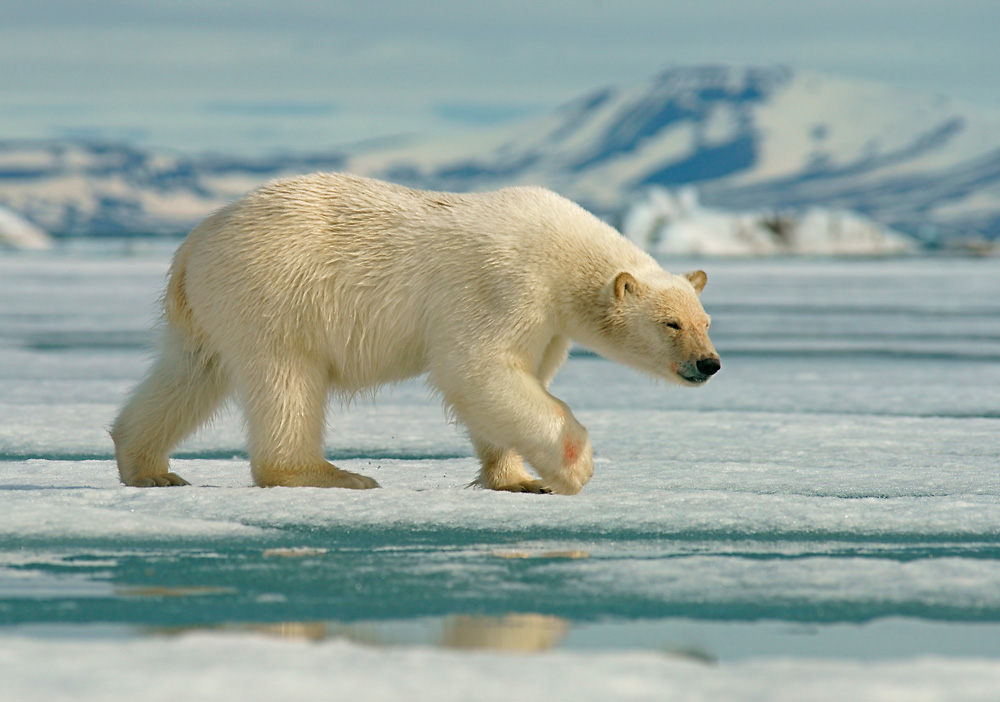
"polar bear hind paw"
254,463,380,489
329,470,380,490
128,472,191,487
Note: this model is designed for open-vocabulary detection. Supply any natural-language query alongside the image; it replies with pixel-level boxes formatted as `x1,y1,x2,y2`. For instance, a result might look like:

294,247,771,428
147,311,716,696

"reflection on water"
118,586,236,598
64,616,1000,663
490,550,590,560
261,547,329,558
439,614,568,651
153,613,569,652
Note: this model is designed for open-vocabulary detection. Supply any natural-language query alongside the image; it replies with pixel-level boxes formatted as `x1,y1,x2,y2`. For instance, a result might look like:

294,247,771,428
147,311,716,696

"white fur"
112,173,719,494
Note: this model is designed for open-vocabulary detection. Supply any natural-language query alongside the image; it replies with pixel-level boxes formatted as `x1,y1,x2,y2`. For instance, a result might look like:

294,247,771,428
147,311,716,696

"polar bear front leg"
237,357,379,489
443,366,594,495
534,397,594,495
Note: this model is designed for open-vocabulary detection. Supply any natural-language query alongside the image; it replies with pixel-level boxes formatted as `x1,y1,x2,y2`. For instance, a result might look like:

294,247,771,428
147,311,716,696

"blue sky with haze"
2,0,997,154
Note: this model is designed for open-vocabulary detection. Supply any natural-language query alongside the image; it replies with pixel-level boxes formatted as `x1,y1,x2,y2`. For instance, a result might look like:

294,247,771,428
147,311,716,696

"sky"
2,0,999,155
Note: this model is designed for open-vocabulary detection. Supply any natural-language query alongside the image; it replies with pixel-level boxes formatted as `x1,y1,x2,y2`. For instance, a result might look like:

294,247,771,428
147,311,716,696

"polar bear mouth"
678,372,710,385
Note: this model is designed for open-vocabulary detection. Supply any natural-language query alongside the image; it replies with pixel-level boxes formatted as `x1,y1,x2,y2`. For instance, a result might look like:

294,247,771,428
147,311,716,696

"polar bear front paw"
544,473,588,495
544,436,594,495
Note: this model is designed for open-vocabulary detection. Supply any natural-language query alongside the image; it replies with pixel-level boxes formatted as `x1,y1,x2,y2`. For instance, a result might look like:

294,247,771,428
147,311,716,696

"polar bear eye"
664,320,682,331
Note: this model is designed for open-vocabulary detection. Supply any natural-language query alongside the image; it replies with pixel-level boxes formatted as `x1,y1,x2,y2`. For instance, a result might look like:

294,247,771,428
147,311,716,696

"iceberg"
0,206,51,250
622,187,916,256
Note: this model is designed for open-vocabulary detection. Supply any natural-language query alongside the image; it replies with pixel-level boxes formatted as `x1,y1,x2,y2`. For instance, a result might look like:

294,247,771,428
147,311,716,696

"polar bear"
112,173,720,494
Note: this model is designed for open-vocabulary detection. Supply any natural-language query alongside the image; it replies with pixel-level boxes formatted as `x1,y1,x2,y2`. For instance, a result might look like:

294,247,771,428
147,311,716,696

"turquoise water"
6,525,1000,659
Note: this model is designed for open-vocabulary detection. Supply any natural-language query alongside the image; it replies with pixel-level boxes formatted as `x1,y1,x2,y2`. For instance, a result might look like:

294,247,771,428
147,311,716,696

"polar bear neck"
503,189,662,345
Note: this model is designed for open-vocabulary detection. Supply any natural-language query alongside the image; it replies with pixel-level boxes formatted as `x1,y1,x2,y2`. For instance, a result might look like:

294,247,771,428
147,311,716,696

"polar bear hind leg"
112,327,230,487
237,354,379,489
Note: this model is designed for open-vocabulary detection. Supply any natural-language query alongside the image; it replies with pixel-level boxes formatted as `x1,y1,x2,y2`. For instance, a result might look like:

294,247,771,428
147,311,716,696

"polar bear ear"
613,272,639,301
685,270,707,295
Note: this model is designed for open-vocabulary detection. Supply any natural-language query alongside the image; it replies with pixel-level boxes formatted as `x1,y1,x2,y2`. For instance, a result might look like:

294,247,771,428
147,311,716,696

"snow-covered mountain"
354,65,1000,243
3,65,1000,242
0,142,347,236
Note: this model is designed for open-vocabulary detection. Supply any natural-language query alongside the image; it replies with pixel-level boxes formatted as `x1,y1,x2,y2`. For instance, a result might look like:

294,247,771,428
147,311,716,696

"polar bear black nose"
697,357,721,376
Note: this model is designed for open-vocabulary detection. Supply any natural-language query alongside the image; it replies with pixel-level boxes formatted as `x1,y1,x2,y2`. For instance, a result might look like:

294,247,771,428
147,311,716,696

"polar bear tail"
164,244,196,337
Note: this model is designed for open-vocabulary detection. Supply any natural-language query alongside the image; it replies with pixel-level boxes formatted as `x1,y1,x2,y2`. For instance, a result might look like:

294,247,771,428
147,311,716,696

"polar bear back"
173,173,655,393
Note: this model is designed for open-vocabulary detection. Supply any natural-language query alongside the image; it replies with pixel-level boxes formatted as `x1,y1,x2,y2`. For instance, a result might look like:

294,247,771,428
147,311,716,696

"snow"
3,635,1000,702
1,245,999,701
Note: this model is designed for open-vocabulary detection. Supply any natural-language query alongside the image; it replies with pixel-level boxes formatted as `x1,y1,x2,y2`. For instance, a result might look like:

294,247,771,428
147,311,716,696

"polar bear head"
595,269,721,386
